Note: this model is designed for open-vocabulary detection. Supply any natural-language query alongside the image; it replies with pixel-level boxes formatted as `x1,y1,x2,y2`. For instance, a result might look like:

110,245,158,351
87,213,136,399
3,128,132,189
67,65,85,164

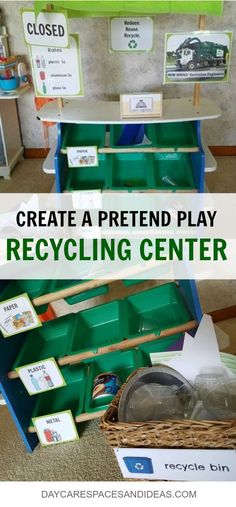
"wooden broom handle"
46,3,64,109
58,319,197,366
193,15,206,107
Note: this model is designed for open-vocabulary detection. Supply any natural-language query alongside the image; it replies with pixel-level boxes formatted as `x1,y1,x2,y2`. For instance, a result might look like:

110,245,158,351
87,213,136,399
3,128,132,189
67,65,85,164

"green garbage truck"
176,37,229,70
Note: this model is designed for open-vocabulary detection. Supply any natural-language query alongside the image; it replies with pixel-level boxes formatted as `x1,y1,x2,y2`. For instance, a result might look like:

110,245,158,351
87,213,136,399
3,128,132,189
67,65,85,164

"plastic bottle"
43,370,54,388
30,374,41,392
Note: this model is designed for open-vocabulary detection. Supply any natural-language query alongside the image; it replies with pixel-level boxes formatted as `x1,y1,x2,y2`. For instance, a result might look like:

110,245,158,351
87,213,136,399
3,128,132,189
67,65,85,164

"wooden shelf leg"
193,15,206,107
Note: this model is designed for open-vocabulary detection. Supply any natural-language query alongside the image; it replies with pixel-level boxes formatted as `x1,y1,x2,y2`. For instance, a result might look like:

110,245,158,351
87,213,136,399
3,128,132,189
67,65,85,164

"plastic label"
16,358,66,396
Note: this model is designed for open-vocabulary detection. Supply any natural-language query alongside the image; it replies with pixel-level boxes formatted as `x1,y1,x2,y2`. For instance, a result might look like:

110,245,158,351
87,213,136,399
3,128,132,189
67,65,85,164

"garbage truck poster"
164,31,233,84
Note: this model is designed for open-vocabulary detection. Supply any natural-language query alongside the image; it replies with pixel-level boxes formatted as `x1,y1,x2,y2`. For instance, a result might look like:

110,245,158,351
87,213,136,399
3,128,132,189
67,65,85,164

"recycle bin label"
110,17,154,52
33,410,79,446
115,447,236,481
0,293,42,338
16,358,66,396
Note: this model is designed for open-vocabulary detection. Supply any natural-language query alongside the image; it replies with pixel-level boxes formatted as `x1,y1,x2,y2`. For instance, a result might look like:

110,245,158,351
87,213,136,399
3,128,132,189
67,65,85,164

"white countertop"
37,96,221,125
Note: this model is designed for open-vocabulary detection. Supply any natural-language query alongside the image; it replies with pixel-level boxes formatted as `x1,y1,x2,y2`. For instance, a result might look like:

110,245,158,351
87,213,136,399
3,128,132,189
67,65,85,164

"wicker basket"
100,369,236,450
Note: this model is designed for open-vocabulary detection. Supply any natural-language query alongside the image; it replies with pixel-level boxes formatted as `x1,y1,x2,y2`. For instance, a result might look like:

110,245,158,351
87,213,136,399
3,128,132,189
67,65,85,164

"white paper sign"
67,146,98,168
110,17,153,52
115,448,236,481
30,34,83,97
158,315,235,383
72,190,102,210
0,293,42,338
121,93,162,118
16,358,66,395
22,10,69,48
33,410,79,446
130,96,153,113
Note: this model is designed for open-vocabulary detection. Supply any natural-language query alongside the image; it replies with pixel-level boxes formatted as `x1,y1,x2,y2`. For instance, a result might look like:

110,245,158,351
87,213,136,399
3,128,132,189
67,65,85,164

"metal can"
92,372,121,405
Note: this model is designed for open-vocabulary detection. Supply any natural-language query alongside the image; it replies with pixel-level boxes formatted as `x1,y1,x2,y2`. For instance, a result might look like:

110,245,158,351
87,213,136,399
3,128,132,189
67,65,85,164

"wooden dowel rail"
32,261,166,307
98,147,199,154
32,278,116,307
8,319,197,379
58,320,198,366
75,410,106,423
28,409,106,432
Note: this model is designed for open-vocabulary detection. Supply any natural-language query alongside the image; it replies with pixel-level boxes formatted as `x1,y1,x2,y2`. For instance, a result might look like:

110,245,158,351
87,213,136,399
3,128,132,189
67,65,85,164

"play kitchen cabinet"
0,86,29,179
0,278,201,451
37,97,220,193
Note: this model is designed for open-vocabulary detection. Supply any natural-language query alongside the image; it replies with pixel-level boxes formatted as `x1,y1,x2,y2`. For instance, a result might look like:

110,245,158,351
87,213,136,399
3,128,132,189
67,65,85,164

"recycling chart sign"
110,17,154,52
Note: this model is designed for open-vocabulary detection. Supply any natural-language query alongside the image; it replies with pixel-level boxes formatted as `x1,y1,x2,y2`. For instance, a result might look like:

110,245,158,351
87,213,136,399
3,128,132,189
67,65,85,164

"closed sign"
22,10,69,47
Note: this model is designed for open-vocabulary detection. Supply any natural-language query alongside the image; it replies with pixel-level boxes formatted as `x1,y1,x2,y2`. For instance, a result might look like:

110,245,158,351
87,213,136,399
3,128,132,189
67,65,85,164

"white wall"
0,0,235,147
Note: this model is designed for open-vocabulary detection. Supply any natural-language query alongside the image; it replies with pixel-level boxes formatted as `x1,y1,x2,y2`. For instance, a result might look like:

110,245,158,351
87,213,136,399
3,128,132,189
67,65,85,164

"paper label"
121,93,162,118
72,190,102,210
0,293,42,338
33,410,79,446
115,448,236,481
110,17,153,52
16,358,66,396
130,96,153,113
22,10,69,48
30,34,84,97
67,146,98,168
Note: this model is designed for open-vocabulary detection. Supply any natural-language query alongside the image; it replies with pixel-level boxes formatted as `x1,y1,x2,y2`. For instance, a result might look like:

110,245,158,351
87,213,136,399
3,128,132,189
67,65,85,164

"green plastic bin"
29,364,87,427
46,280,108,305
61,124,106,150
65,154,108,191
139,332,184,363
154,122,198,149
126,283,192,337
110,124,155,148
84,349,143,413
111,153,152,190
12,314,76,370
11,282,192,369
69,300,128,355
153,153,196,190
